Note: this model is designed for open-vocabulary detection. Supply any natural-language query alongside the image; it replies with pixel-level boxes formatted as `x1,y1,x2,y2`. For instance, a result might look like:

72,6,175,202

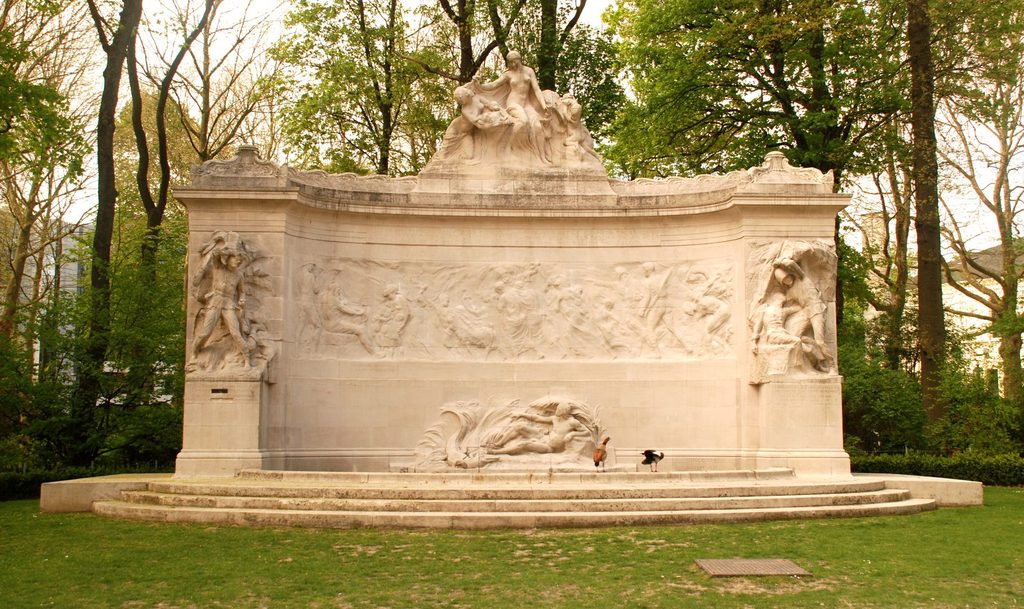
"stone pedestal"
751,378,850,476
410,166,617,208
175,377,270,476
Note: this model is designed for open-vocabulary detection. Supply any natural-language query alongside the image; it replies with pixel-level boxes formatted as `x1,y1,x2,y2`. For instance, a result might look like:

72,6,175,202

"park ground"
1,487,1022,609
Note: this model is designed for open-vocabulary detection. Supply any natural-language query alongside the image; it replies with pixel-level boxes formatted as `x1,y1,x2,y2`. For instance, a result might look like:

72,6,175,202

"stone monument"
174,54,850,477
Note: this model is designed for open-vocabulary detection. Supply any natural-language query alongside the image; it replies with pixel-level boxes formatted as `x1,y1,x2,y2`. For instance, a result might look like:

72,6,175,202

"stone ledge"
39,474,172,513
853,473,984,506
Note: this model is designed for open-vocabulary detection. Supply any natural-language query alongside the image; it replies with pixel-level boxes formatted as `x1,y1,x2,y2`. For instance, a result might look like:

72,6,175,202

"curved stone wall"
175,148,851,477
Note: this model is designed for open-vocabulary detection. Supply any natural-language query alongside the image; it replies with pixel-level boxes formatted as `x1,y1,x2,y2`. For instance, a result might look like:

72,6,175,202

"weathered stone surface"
176,87,853,479
89,470,940,528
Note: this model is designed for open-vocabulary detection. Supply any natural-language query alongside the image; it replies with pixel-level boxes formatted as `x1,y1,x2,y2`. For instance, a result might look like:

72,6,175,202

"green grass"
2,488,1022,609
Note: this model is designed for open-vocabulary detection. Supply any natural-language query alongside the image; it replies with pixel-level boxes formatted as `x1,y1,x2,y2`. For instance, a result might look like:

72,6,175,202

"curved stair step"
143,479,889,501
234,468,799,485
93,498,937,529
120,488,911,513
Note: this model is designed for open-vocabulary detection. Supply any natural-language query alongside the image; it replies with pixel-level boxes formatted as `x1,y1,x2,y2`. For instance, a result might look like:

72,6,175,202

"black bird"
641,450,664,472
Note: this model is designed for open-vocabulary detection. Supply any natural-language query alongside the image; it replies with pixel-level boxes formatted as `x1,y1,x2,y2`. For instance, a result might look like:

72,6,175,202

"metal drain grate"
695,558,810,577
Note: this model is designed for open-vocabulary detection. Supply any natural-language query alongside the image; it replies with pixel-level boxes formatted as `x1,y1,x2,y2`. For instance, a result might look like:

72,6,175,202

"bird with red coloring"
593,437,611,471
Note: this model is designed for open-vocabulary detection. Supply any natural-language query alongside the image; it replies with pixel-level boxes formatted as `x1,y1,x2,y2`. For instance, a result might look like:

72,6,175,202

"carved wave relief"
294,258,734,361
412,396,607,471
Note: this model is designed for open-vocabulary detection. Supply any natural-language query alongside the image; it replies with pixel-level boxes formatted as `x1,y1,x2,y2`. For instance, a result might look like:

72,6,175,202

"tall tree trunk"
128,0,214,273
1,221,32,337
538,0,558,90
999,325,1023,405
999,244,1022,405
908,0,945,420
74,0,144,466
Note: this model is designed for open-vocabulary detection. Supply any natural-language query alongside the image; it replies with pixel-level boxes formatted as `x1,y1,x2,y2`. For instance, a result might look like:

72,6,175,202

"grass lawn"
1,487,1021,609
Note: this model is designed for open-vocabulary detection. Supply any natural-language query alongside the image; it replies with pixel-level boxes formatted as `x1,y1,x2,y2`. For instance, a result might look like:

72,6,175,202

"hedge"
4,455,1021,500
0,467,154,501
852,452,1024,486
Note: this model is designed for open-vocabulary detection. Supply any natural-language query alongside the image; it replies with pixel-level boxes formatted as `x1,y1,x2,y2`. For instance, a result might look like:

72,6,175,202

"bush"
852,452,1024,486
0,468,110,501
931,365,1019,454
0,465,172,501
840,342,927,453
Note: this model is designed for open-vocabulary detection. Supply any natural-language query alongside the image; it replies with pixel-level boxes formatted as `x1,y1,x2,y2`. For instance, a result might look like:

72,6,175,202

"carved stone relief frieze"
413,396,606,471
187,231,276,378
747,240,838,384
293,258,735,361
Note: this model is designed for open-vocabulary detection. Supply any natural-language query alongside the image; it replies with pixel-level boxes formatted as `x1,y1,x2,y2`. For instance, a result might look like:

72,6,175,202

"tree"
608,0,907,181
75,0,144,466
845,126,917,372
126,0,215,271
275,0,445,175
160,0,285,162
0,1,91,339
406,0,526,84
611,0,911,337
907,0,945,421
0,2,81,167
535,0,586,90
937,1,1024,417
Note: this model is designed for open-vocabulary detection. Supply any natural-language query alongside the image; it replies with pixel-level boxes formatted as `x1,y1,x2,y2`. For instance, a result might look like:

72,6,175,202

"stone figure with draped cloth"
425,51,605,172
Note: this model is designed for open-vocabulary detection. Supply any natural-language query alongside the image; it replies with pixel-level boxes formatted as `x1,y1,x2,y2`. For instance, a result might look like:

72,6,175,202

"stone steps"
92,498,936,529
236,467,798,485
116,488,912,513
91,468,937,529
139,478,892,501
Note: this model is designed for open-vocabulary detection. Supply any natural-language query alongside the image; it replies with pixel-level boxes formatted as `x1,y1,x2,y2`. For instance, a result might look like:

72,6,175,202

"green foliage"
840,340,927,454
852,452,1024,486
274,0,445,175
0,335,67,471
837,251,927,453
0,195,188,471
556,25,626,143
839,293,1023,457
0,28,84,174
929,363,1019,455
0,467,124,501
608,0,907,179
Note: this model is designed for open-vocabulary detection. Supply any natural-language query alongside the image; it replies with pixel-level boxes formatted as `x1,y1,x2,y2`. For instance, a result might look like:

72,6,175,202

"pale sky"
247,0,617,30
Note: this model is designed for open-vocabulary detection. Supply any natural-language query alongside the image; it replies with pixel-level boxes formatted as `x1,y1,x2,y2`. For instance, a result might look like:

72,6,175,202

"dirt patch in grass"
711,575,840,596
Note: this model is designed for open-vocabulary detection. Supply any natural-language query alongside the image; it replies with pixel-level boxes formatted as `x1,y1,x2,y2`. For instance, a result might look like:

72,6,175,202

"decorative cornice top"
191,145,288,188
744,151,835,190
609,169,752,196
287,168,418,194
186,150,842,214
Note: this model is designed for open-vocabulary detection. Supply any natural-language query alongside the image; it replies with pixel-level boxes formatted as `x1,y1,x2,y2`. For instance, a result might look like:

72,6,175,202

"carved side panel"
293,258,735,361
747,240,838,384
187,231,276,379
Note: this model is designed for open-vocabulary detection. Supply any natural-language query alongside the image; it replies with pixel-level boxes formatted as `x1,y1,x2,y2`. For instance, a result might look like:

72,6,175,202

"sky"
71,0,619,222
245,0,617,31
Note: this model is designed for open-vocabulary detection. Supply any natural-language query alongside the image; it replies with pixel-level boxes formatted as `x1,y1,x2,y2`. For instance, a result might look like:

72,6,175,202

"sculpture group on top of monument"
293,258,734,362
748,240,838,382
425,51,604,172
413,397,606,471
187,231,275,375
